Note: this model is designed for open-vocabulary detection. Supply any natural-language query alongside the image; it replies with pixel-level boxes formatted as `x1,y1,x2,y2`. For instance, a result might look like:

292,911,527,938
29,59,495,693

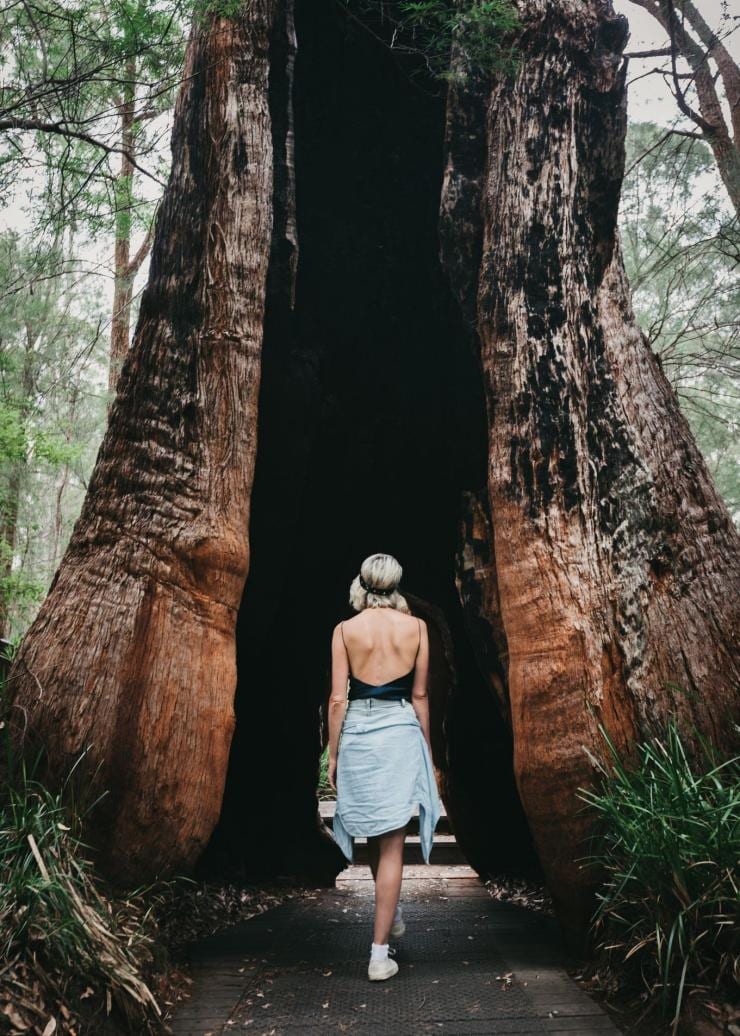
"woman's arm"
327,622,350,788
410,619,432,753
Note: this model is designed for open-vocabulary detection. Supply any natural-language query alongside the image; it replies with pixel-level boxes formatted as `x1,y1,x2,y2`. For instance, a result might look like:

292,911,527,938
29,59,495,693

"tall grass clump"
578,719,739,1034
317,744,335,800
0,744,163,1033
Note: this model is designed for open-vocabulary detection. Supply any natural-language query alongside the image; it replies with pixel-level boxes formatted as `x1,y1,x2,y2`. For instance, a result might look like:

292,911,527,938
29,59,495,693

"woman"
326,553,441,982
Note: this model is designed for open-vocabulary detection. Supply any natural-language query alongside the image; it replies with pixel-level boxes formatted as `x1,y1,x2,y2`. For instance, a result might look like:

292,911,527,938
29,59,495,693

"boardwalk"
171,864,621,1035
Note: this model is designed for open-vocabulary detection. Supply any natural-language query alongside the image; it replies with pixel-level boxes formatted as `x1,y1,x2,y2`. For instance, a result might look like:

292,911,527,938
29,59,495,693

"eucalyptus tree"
5,0,739,952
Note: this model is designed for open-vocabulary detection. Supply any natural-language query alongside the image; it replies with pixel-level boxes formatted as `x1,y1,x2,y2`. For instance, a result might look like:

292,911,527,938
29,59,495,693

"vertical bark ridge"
267,0,298,312
439,34,489,341
454,489,510,725
440,22,539,884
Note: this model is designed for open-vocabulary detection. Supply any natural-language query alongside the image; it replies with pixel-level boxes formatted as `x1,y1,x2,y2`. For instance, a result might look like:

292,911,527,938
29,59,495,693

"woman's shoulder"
334,614,365,637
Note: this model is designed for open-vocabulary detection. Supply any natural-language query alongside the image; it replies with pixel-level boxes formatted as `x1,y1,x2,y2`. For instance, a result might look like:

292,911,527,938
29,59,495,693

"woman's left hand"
328,754,337,790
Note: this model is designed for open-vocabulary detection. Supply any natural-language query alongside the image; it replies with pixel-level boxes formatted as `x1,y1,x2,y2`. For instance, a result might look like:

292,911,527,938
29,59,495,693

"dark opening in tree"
206,0,537,883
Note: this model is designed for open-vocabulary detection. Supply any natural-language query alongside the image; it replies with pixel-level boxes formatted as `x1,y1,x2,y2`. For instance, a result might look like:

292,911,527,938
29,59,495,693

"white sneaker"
368,956,399,981
390,914,406,938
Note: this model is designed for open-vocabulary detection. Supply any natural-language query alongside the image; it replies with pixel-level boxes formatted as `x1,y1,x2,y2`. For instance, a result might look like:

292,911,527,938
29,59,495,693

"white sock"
370,942,389,961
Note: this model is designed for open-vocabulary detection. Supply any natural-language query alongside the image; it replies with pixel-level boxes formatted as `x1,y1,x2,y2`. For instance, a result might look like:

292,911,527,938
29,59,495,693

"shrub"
317,744,335,800
0,752,163,1033
341,0,520,81
578,720,739,1034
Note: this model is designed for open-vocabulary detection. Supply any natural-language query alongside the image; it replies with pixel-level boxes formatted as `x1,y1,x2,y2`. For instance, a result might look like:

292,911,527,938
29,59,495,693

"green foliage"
620,123,740,521
341,0,520,81
400,0,519,76
578,719,740,1031
318,744,336,799
0,231,110,637
0,674,299,1031
196,0,243,20
0,0,187,236
0,402,27,465
0,540,44,619
0,749,163,1031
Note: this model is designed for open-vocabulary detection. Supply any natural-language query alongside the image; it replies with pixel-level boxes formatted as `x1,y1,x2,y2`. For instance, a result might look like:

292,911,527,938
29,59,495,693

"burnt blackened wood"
454,490,510,726
438,31,489,342
267,0,298,313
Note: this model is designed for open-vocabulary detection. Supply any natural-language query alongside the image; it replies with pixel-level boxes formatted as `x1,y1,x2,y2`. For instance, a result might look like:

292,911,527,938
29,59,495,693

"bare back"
341,609,422,685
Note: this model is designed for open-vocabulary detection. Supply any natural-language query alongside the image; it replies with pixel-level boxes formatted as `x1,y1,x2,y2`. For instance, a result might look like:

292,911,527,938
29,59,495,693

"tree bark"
454,489,509,726
5,0,280,881
442,0,740,947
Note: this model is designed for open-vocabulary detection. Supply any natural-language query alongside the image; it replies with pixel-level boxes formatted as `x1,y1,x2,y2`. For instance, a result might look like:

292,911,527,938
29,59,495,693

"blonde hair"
349,553,410,613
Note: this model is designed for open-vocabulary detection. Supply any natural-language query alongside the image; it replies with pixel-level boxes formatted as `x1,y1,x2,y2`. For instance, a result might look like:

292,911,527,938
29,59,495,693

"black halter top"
342,618,421,702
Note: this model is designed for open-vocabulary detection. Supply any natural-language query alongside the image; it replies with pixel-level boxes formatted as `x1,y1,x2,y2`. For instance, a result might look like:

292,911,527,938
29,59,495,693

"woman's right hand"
328,754,337,790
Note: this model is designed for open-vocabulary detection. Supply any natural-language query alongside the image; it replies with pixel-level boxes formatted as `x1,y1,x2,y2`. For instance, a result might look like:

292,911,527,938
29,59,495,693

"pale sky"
614,0,738,125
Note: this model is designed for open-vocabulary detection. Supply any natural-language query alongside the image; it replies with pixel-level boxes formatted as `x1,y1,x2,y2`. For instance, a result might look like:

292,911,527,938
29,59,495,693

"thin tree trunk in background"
51,383,79,570
108,58,136,396
109,58,153,398
0,472,22,641
629,0,740,217
442,0,740,948
6,0,279,881
0,462,22,639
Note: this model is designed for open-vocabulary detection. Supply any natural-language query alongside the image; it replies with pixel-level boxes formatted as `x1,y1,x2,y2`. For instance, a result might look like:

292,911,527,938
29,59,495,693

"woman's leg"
367,835,380,882
373,826,406,945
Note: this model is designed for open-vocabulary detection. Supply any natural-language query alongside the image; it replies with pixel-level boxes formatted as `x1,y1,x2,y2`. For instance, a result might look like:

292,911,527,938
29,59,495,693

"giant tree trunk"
4,0,738,949
5,0,282,881
442,0,740,945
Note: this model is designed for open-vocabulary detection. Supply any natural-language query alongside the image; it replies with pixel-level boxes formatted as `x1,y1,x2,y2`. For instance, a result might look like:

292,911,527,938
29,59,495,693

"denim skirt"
331,697,442,864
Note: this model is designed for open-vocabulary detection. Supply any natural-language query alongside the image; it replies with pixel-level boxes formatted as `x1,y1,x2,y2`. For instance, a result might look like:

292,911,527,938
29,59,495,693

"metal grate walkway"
171,867,621,1035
